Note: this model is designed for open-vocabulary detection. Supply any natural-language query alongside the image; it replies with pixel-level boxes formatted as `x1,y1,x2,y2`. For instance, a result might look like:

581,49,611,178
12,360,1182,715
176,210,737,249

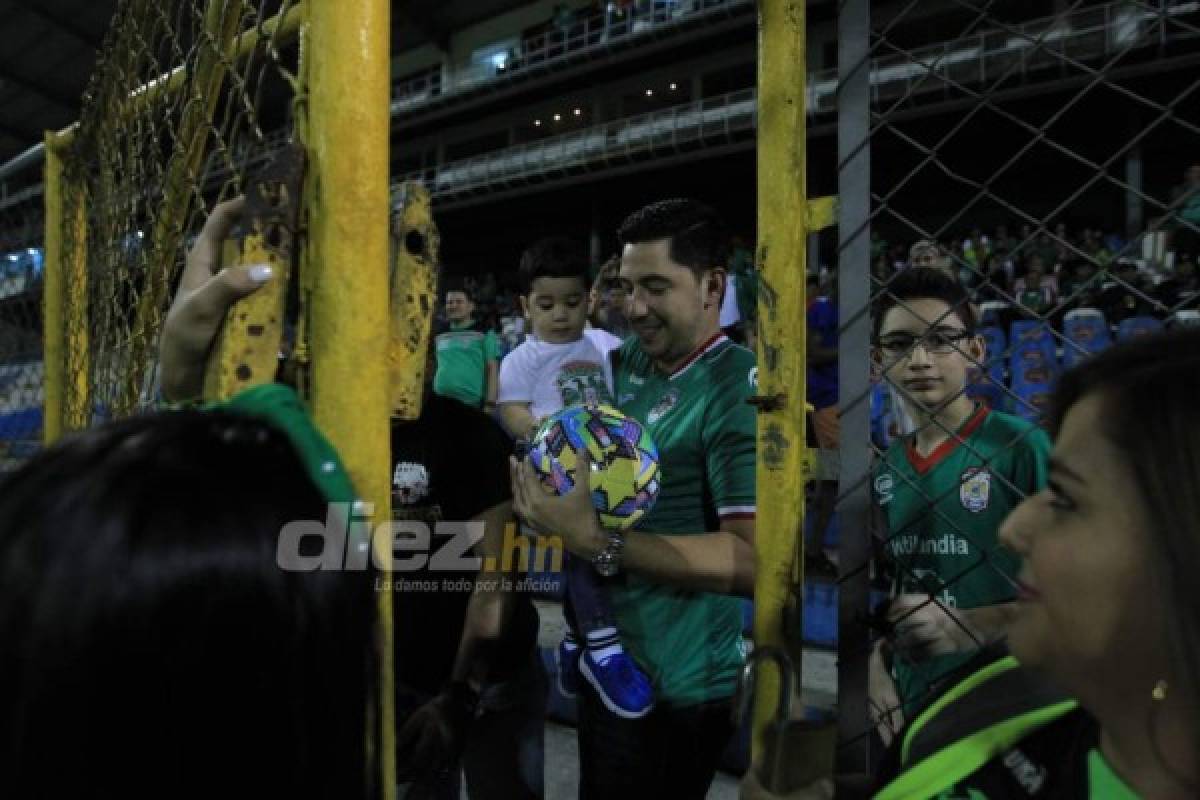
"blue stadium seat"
1008,322,1058,422
978,301,1010,327
802,583,838,648
1009,318,1054,349
966,367,1006,411
979,325,1007,369
1009,321,1057,378
1010,383,1055,423
969,325,1009,410
1062,308,1111,367
1117,315,1164,342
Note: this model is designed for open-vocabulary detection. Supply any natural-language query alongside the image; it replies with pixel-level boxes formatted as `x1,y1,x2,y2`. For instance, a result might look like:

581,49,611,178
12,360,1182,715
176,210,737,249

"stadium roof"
0,0,118,165
0,0,533,169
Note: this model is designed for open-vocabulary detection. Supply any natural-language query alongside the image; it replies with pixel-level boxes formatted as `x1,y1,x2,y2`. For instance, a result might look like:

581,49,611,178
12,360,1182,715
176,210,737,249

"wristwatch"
592,530,625,577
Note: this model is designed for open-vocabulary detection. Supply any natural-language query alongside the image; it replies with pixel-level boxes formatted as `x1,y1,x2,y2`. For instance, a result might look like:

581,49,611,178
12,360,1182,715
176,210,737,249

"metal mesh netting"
0,187,45,470
54,0,302,430
834,0,1200,768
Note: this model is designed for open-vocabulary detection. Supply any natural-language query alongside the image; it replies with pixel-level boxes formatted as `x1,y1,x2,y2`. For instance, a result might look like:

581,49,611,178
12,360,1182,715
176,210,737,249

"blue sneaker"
554,639,581,699
579,650,655,719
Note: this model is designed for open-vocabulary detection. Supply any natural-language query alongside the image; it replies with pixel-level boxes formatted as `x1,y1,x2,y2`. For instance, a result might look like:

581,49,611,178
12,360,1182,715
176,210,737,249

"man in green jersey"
870,268,1051,743
433,282,500,410
511,199,756,798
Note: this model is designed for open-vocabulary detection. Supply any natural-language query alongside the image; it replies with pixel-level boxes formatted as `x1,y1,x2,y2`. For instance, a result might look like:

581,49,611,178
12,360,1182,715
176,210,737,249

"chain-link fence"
37,4,397,787
0,184,45,471
47,0,303,435
834,0,1200,774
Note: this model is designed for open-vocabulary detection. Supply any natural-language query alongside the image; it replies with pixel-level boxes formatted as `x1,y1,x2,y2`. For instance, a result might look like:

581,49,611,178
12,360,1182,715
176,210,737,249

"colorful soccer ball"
529,404,660,531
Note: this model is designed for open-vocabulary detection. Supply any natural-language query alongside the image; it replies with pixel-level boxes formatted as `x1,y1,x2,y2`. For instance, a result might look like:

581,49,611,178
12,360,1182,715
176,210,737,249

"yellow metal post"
42,132,89,444
42,135,66,444
753,0,808,762
63,173,89,433
388,182,440,420
305,0,394,794
202,146,305,401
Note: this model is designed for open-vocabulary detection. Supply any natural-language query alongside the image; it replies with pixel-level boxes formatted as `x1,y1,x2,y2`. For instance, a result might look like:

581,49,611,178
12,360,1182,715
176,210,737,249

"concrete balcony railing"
399,87,757,199
807,0,1200,115
390,0,752,116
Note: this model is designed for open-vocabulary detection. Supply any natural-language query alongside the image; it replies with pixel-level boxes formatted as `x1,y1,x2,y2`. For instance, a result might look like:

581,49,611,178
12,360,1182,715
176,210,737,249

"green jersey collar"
668,331,728,380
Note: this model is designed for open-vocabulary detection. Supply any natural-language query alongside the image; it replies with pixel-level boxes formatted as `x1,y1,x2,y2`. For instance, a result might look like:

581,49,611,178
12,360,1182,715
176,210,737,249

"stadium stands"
1062,308,1112,367
1117,314,1164,341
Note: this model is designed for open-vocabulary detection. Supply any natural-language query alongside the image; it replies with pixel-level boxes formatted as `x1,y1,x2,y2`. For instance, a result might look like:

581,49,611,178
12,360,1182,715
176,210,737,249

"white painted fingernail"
248,264,273,283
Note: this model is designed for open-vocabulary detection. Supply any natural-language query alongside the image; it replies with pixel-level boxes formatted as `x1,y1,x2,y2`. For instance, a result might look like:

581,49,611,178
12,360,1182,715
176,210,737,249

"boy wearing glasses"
870,268,1051,739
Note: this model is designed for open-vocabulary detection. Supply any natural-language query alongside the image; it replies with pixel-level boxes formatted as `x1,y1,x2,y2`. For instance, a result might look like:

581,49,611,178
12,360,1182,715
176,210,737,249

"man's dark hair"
872,267,977,341
441,275,474,303
517,236,590,295
616,198,730,276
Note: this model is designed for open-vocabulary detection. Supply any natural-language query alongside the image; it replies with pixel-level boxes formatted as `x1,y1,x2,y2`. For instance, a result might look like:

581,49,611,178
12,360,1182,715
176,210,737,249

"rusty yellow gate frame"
41,1,396,796
752,0,839,781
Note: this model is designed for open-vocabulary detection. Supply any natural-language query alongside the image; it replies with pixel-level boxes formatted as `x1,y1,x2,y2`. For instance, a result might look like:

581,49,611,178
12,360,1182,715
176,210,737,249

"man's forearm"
621,529,756,596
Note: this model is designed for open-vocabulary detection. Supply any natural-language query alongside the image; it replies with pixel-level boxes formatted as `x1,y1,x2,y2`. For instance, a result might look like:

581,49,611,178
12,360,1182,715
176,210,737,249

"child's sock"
585,627,624,662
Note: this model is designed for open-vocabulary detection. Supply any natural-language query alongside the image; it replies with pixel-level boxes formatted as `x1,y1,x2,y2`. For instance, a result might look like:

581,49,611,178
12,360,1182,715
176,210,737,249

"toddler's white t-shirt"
498,328,622,420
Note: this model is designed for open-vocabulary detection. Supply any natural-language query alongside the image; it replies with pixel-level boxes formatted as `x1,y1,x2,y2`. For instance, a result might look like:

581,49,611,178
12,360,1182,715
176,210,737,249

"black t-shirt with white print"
389,393,538,695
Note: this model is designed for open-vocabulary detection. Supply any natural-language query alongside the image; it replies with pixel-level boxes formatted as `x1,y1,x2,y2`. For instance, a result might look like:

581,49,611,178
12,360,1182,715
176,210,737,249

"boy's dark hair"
517,236,590,295
872,268,977,340
617,198,730,277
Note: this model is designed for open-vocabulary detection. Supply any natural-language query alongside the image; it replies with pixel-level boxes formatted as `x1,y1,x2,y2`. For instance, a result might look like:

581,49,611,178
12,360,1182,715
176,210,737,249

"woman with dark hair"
745,329,1200,798
0,397,382,799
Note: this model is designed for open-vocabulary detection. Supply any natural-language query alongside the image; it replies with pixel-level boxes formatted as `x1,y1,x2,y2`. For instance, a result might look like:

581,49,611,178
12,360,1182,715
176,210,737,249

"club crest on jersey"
874,473,895,505
393,461,431,505
647,388,680,425
960,467,991,513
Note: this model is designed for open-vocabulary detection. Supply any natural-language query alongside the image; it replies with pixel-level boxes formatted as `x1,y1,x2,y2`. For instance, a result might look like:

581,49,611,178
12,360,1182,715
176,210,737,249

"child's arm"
496,341,535,435
499,402,539,440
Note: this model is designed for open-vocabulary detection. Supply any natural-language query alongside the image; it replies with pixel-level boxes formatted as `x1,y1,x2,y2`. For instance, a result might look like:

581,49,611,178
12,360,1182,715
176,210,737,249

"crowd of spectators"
871,217,1198,332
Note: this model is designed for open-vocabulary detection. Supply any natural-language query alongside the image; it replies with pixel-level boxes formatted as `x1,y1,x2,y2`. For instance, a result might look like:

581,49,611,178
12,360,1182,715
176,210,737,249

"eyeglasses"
876,329,973,357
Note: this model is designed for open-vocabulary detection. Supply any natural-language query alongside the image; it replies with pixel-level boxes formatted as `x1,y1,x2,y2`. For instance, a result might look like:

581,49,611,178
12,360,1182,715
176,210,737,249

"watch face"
593,533,623,577
594,556,618,578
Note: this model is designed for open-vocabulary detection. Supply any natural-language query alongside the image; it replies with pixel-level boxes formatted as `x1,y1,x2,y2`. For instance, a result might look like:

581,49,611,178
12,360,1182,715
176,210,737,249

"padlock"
734,646,837,794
